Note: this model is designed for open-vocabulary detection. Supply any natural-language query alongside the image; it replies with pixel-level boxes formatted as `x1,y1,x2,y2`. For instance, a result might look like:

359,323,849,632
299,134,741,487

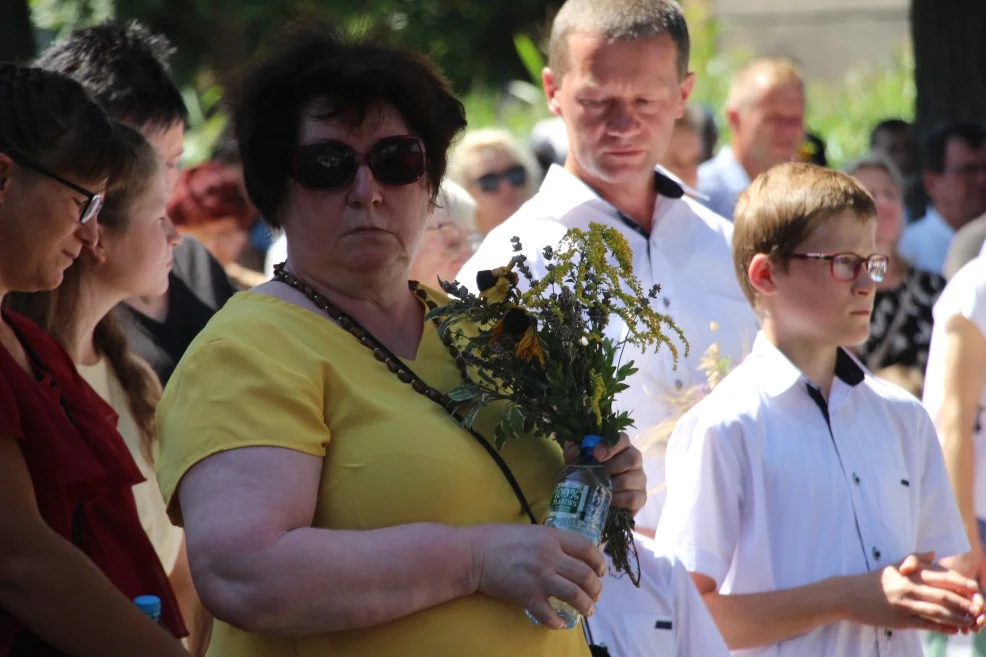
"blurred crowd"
2,3,986,657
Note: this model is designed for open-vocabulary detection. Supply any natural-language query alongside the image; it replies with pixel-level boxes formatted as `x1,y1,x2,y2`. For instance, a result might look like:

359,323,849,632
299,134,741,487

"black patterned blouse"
857,267,947,372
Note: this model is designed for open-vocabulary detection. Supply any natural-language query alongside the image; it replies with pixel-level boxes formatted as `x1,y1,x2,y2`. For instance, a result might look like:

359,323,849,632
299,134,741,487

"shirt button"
873,547,882,561
675,380,683,390
852,473,860,485
885,629,893,639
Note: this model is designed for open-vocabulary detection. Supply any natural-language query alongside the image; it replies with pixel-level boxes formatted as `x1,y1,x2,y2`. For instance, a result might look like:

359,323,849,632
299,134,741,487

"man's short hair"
869,118,910,148
923,120,986,174
547,0,690,80
35,21,188,130
725,58,803,112
732,163,877,307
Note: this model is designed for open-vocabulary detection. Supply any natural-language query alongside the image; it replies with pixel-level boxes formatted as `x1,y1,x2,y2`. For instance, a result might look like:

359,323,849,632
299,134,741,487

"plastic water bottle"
527,434,612,629
134,595,162,623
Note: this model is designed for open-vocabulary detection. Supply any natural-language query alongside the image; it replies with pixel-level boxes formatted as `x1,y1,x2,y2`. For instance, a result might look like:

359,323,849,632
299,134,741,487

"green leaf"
512,32,545,88
461,404,481,429
447,384,482,402
494,421,509,450
506,405,526,436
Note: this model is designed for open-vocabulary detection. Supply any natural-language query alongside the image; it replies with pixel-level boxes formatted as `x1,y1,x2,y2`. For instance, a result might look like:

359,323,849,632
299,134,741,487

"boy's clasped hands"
849,551,986,635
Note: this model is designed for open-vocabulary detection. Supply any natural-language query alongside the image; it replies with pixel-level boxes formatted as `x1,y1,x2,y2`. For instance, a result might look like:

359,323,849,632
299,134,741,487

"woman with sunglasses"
845,154,947,381
449,128,540,235
154,24,646,657
0,65,187,657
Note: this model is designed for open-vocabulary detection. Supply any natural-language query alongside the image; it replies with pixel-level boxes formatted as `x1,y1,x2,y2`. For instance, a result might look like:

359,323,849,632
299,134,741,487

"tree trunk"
911,0,986,140
0,0,36,64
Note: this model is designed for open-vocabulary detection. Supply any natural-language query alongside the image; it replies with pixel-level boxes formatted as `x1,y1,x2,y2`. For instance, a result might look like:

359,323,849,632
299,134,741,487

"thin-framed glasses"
426,221,483,252
10,154,103,224
787,252,888,282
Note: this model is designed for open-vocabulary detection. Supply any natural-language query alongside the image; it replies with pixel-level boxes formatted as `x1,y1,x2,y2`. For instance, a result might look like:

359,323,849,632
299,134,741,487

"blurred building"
713,0,909,80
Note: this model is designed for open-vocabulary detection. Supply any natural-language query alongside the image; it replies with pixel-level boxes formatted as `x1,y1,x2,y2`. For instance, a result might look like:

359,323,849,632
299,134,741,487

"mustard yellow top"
155,290,590,657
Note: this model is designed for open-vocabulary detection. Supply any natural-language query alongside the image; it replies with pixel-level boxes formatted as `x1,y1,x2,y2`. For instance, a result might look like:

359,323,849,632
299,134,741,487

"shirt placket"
807,386,888,654
646,232,687,396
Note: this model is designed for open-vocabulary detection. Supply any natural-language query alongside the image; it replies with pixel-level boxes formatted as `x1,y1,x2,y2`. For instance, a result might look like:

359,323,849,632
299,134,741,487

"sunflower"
477,262,519,305
489,308,545,365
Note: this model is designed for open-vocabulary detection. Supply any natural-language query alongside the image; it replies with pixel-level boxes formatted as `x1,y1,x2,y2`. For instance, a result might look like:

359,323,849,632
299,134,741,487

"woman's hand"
466,523,606,628
565,433,647,516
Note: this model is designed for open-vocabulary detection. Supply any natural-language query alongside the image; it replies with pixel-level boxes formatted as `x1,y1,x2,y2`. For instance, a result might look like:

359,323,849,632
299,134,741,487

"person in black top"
119,237,237,384
36,22,237,385
846,154,946,376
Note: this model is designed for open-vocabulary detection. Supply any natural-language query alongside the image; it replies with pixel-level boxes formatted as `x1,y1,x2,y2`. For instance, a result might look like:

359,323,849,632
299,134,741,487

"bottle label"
545,481,609,544
549,481,587,517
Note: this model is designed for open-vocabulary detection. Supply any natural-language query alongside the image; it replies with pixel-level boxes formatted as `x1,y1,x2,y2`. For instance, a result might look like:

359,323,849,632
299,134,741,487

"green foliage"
805,47,915,166
180,78,228,167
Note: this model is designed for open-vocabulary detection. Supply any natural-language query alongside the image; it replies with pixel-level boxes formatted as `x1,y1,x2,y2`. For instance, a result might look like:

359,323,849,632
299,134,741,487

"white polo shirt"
457,164,759,531
924,255,986,519
655,332,969,657
585,533,730,657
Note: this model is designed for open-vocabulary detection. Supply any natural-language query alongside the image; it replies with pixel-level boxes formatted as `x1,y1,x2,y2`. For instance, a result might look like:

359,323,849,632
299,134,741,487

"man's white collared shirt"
586,533,730,657
696,147,751,221
899,206,956,275
655,333,969,657
457,164,759,531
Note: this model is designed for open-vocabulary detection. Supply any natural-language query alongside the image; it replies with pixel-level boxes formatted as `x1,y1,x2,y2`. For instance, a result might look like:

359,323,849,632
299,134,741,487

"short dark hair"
924,121,986,173
231,22,467,227
35,21,188,130
548,0,690,80
0,64,134,189
869,118,910,148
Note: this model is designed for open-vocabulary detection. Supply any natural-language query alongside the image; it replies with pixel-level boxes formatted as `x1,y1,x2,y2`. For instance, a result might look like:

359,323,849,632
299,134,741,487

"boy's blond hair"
732,162,877,307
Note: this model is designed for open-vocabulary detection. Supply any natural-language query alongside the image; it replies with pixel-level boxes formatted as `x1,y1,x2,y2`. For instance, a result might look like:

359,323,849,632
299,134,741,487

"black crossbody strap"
364,334,538,526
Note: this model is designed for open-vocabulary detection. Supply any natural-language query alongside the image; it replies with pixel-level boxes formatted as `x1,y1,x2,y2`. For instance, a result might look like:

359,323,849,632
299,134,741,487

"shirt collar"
538,164,684,240
751,332,866,399
713,147,752,195
924,205,956,236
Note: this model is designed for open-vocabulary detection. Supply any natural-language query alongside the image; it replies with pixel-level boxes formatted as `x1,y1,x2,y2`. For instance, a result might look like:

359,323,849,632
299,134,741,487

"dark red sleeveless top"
0,311,186,656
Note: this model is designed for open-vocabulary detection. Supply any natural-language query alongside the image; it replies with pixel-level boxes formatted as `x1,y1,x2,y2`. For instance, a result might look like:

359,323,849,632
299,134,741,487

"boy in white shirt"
656,162,986,656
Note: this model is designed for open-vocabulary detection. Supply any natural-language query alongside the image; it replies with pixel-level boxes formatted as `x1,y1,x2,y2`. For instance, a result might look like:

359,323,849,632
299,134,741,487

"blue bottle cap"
134,595,162,620
581,434,603,449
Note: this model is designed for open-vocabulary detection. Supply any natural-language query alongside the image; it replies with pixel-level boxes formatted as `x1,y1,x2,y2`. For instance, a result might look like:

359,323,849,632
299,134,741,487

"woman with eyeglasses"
153,25,646,657
409,179,481,287
0,65,187,657
448,128,540,235
845,154,947,382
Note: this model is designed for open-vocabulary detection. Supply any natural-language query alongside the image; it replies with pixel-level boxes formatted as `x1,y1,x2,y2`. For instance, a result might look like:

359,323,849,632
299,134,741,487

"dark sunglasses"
292,135,427,191
476,165,527,193
10,154,103,224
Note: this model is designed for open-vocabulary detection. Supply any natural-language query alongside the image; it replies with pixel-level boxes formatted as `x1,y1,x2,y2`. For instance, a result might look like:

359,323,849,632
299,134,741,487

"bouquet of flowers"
429,222,688,585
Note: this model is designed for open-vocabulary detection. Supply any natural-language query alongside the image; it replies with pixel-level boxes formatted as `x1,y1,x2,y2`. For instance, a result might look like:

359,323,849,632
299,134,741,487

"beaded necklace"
272,262,537,524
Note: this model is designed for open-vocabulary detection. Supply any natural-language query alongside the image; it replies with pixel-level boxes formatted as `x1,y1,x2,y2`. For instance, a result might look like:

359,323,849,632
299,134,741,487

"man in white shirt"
656,162,983,656
696,58,805,220
586,534,729,657
899,121,986,275
457,0,758,538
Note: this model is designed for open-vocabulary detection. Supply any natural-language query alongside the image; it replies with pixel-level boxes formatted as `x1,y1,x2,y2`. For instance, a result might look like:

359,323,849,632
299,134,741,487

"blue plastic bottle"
528,434,613,629
134,595,162,623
